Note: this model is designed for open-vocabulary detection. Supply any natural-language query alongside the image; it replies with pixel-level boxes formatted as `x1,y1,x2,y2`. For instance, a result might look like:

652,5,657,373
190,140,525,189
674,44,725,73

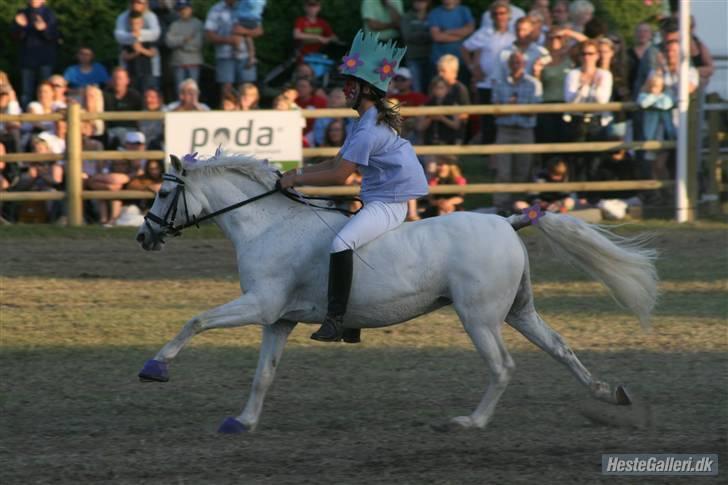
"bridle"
143,172,360,242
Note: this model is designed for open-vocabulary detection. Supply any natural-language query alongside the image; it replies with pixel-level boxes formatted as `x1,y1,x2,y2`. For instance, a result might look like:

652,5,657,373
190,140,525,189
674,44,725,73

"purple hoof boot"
218,417,249,434
138,359,169,382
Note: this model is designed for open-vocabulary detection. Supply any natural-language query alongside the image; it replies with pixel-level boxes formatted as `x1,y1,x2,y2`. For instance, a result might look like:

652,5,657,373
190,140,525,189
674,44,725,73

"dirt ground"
1,224,726,484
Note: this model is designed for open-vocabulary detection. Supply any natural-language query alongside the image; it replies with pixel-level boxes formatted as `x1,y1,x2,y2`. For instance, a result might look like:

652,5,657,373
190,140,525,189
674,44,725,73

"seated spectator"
417,76,462,146
47,75,68,109
563,39,613,180
38,112,66,155
82,85,106,139
114,0,162,90
165,78,210,111
221,91,240,110
400,0,432,93
80,120,105,185
427,0,474,84
12,135,63,223
103,67,143,147
63,46,110,93
0,79,22,153
165,0,204,89
294,77,327,135
311,87,348,147
238,82,260,110
294,0,338,60
25,80,61,135
139,88,164,149
513,157,576,214
422,154,466,218
321,118,346,148
491,51,542,211
122,11,159,93
126,157,164,210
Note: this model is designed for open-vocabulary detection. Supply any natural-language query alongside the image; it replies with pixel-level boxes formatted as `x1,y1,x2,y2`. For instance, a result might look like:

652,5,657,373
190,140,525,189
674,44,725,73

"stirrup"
310,314,343,342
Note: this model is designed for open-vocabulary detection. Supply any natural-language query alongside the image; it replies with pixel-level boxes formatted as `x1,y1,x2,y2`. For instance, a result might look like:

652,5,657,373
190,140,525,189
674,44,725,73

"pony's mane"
183,152,279,189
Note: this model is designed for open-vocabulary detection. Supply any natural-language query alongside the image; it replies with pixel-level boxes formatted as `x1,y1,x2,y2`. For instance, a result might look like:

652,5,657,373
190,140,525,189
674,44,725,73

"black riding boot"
311,249,354,342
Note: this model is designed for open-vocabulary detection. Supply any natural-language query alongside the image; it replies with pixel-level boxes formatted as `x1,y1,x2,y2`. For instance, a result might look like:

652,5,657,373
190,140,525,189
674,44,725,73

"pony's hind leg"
507,309,631,405
451,307,516,429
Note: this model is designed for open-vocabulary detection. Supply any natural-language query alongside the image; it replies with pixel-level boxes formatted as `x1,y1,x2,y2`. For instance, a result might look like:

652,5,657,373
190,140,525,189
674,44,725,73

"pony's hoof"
138,359,169,382
451,415,475,428
218,417,249,434
615,385,632,405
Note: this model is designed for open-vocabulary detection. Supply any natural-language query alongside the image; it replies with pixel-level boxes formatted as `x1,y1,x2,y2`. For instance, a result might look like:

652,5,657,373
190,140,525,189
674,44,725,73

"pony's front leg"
218,320,297,433
138,293,265,382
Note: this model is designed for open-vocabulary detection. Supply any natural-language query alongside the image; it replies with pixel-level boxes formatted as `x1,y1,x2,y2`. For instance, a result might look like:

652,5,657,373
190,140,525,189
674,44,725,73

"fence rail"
0,101,723,225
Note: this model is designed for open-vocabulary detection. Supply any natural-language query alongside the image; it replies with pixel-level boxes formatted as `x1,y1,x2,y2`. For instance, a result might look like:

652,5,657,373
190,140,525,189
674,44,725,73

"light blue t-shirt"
340,107,428,204
236,0,266,23
427,5,474,64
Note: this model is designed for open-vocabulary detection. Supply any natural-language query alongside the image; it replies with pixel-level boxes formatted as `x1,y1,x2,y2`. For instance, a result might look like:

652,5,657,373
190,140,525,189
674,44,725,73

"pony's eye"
158,191,169,198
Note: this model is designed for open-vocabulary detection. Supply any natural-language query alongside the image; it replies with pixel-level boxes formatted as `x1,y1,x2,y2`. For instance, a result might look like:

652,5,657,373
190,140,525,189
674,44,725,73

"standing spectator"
114,0,162,89
417,76,463,146
238,82,260,110
534,29,577,149
165,79,210,111
139,88,164,149
564,39,613,181
205,0,263,99
550,0,571,28
479,0,524,34
528,10,547,46
294,77,327,136
632,17,679,99
461,0,515,145
638,72,675,182
362,0,404,42
491,51,542,211
122,11,159,93
63,47,110,93
627,23,653,98
235,0,267,67
656,40,699,117
103,67,144,147
165,0,204,90
400,0,432,94
427,0,475,83
492,17,551,84
435,54,470,137
569,0,594,34
10,0,61,108
690,16,715,89
293,0,337,60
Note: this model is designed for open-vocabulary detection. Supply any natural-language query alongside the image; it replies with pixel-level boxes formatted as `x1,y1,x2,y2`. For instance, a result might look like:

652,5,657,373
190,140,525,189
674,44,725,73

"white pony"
135,153,657,434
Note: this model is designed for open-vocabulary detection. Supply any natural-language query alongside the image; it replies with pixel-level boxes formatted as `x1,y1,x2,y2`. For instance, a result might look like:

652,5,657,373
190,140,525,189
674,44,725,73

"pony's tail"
530,213,658,330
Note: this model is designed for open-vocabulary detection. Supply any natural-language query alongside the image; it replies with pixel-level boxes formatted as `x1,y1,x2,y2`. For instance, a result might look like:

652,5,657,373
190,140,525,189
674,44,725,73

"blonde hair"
436,54,459,72
83,85,105,136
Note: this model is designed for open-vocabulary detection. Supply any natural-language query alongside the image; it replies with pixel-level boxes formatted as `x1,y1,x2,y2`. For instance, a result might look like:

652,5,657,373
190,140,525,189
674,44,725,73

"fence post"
705,110,721,215
685,93,699,221
66,102,83,226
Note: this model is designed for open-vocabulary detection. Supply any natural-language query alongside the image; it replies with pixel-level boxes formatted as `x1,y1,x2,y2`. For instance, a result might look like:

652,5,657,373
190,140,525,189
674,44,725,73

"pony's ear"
170,154,182,173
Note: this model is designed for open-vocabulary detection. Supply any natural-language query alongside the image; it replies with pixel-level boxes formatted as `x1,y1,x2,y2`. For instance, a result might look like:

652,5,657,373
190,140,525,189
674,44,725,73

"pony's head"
136,154,206,250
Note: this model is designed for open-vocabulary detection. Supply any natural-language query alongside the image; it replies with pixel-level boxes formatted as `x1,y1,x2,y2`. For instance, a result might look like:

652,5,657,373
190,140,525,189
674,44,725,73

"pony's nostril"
137,233,145,243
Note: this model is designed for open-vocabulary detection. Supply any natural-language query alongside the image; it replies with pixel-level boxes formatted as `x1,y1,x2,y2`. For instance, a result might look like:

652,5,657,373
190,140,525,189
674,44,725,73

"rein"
144,173,360,239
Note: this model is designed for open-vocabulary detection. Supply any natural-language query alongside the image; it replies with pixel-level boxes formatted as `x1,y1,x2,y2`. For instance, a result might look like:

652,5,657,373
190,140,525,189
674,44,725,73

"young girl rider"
279,31,428,343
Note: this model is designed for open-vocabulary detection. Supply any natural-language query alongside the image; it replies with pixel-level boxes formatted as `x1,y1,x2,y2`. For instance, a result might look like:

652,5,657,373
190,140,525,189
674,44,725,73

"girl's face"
343,78,361,105
437,64,456,83
240,90,259,109
431,81,448,100
222,98,238,111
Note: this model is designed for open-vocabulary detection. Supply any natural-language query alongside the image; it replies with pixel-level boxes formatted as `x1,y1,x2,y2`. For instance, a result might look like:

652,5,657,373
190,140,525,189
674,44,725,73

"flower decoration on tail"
524,203,544,225
182,152,199,163
340,53,364,74
375,58,397,81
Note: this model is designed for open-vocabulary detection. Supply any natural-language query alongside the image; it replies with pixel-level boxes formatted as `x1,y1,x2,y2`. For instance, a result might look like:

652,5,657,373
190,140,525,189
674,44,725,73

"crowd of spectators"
0,0,716,224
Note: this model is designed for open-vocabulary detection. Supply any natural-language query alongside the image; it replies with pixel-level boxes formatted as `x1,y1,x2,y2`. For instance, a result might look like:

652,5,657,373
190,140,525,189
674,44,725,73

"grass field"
1,221,726,484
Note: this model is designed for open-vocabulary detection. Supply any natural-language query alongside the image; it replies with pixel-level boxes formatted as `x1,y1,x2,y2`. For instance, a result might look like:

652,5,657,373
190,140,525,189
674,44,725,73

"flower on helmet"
340,53,364,74
375,58,397,81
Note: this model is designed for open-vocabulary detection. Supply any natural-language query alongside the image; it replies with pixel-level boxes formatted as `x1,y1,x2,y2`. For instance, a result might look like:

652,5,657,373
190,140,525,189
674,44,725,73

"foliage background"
1,0,665,91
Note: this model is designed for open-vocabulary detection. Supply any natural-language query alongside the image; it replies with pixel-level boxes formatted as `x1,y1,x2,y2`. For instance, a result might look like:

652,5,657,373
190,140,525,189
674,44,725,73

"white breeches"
330,201,408,253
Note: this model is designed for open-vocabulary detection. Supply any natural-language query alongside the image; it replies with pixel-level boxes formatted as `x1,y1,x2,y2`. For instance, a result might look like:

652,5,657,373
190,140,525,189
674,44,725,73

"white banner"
164,111,303,169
